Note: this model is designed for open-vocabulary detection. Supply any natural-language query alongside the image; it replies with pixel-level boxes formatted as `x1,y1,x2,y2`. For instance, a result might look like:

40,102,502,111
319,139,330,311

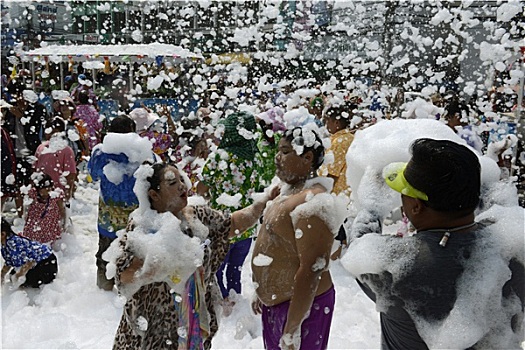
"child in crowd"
1,218,58,288
319,102,355,197
443,98,484,154
21,173,66,245
319,102,356,259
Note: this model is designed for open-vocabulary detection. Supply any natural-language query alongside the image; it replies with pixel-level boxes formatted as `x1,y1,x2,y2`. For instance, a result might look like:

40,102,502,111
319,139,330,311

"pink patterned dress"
22,188,64,244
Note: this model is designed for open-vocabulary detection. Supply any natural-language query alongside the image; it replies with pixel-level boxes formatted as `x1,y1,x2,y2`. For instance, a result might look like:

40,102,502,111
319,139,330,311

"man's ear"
411,199,426,215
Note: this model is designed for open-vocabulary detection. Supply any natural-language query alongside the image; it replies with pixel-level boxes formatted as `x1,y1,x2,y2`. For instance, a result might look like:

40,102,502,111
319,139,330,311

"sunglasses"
383,162,429,201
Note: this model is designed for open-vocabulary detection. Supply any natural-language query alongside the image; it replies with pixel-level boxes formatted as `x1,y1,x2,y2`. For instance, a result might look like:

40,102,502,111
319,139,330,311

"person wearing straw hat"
129,107,173,160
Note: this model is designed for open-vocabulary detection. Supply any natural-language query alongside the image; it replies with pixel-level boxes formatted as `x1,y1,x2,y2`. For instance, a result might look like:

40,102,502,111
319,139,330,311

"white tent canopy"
25,43,203,63
23,43,203,91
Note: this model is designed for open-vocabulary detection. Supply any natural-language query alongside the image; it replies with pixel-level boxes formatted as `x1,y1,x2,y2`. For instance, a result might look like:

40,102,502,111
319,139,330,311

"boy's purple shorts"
261,285,335,350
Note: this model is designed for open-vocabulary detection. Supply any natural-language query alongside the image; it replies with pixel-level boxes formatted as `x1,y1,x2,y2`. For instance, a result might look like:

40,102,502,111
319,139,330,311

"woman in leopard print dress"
110,162,278,350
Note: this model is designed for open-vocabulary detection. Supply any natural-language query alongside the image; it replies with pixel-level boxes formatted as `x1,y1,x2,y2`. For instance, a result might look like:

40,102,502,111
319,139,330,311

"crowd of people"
0,68,524,350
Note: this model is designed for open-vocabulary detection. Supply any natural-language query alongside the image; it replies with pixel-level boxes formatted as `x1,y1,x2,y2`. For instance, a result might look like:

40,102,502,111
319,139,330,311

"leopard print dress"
113,205,232,350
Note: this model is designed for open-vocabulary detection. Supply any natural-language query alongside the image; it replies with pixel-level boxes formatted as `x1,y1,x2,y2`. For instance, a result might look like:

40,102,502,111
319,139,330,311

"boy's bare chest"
262,196,296,232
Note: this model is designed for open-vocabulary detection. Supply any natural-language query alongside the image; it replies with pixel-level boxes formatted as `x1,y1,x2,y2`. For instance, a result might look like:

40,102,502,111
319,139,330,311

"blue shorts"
261,285,335,350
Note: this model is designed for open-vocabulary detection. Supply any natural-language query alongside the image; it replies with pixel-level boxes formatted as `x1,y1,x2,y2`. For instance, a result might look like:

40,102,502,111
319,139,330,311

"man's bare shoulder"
272,184,328,212
306,182,330,194
294,183,329,202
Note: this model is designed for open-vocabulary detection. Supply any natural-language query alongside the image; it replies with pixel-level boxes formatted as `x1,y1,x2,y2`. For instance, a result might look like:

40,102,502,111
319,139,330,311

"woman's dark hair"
324,102,357,128
1,218,15,237
180,116,200,130
109,115,136,133
78,91,90,105
405,138,480,214
444,98,470,120
284,127,325,170
49,116,66,133
145,162,170,192
178,116,202,148
143,162,171,209
258,119,275,145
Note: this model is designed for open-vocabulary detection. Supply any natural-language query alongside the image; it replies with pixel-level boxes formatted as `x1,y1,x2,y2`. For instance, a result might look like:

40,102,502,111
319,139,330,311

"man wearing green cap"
343,138,524,350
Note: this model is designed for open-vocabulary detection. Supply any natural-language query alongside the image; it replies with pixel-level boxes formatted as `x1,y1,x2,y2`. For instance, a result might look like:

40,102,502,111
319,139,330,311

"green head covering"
310,96,324,109
219,111,259,160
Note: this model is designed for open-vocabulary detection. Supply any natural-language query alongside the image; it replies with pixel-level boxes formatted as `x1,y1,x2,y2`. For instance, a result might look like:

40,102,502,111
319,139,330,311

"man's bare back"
252,183,333,306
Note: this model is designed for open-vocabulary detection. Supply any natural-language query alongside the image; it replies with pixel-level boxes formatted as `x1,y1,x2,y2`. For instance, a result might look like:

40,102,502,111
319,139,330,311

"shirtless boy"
252,126,339,350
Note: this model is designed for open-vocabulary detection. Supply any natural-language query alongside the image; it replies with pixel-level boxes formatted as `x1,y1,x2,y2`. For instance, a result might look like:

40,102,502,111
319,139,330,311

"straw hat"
129,108,159,131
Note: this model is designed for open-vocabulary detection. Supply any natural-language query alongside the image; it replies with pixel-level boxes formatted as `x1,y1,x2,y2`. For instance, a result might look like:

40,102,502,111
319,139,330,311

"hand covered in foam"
485,135,517,162
356,166,398,218
348,210,382,241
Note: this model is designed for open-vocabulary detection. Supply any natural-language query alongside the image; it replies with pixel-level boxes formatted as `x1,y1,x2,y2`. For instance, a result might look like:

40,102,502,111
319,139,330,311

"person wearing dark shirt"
3,84,48,216
345,138,524,350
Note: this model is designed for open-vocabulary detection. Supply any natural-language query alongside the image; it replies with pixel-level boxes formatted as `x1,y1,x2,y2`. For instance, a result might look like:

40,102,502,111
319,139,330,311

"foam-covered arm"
348,210,382,241
230,185,280,238
356,166,397,218
485,135,516,163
